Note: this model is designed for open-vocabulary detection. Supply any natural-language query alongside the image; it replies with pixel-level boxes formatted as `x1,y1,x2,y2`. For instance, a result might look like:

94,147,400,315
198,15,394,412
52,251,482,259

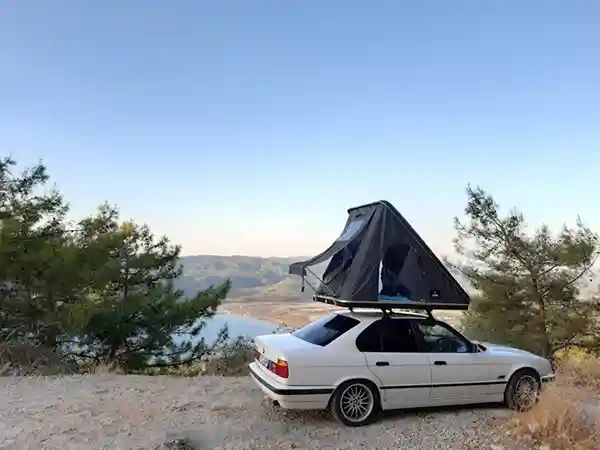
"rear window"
293,314,360,346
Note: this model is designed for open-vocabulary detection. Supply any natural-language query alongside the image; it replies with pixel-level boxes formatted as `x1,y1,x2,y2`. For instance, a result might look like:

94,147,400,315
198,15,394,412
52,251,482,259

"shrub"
512,384,599,449
0,337,77,376
512,355,600,449
556,348,600,391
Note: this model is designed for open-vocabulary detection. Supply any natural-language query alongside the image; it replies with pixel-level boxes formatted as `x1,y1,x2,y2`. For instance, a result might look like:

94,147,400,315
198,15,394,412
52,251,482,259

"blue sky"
1,1,599,257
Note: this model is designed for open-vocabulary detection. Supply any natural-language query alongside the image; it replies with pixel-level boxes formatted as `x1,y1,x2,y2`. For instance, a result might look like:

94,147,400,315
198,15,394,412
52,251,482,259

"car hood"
473,341,537,357
473,341,553,375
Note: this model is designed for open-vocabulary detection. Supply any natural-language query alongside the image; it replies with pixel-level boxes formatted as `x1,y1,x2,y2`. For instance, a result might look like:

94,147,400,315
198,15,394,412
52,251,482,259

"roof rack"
313,295,468,320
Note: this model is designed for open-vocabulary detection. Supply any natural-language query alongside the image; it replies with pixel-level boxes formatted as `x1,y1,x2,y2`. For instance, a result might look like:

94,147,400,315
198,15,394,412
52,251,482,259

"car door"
412,320,496,404
356,318,432,409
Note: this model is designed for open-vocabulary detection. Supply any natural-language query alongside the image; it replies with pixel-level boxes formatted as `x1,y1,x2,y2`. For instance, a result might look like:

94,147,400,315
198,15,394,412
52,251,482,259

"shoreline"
220,300,466,329
219,300,339,329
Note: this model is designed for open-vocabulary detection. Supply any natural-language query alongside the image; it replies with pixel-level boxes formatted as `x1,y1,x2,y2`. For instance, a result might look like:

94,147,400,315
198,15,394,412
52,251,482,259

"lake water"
173,313,283,346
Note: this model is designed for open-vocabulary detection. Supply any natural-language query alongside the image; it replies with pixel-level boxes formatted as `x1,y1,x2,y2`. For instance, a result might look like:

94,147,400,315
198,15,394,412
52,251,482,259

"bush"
0,337,77,376
200,336,255,376
512,355,600,449
512,385,599,449
556,348,600,391
133,335,255,377
139,326,292,377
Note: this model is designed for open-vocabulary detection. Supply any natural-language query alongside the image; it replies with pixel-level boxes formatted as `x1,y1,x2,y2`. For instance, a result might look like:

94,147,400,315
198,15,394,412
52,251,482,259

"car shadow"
379,402,507,422
272,402,508,426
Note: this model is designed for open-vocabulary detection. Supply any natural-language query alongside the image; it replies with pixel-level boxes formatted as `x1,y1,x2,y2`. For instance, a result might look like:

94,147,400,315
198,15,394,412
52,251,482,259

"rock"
155,438,196,449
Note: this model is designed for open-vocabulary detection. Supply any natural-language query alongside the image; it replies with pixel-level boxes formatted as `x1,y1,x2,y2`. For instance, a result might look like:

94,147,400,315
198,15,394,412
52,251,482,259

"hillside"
176,255,314,302
176,254,474,303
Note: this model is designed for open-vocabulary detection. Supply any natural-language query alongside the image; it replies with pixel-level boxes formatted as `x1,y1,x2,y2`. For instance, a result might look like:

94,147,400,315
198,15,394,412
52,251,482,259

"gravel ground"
0,374,516,450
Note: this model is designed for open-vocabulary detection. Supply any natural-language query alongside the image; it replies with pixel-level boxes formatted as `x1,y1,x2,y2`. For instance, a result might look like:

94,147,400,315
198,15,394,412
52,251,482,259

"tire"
330,380,380,427
504,369,541,412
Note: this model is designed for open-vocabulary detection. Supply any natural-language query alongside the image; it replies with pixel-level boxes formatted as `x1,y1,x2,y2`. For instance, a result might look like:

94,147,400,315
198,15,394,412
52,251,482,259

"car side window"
415,322,470,353
381,319,420,352
355,320,383,352
356,318,419,353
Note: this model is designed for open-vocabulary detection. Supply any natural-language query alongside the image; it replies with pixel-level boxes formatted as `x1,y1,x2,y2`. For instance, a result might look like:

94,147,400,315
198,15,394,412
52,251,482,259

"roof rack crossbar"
313,295,468,312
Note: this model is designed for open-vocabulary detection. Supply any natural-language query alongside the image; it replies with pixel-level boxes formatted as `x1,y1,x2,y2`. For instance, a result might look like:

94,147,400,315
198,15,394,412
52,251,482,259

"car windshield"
293,314,360,346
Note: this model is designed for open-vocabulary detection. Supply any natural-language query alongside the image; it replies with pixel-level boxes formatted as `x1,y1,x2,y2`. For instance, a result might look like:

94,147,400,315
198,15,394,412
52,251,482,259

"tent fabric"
289,201,470,309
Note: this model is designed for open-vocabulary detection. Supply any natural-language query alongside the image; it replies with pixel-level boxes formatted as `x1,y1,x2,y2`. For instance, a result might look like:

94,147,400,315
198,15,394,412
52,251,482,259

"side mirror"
469,342,480,353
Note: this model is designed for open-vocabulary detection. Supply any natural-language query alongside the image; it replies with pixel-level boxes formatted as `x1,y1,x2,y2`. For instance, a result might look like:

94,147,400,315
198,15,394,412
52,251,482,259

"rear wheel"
330,380,380,426
504,369,541,411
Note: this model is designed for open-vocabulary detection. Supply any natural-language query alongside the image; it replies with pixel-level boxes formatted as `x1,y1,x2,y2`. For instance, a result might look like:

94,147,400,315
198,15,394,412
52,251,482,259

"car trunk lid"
254,333,319,361
253,333,319,382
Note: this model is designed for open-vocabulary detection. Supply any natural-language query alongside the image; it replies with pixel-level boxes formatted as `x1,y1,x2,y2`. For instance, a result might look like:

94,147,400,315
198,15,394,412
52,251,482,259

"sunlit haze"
2,2,599,258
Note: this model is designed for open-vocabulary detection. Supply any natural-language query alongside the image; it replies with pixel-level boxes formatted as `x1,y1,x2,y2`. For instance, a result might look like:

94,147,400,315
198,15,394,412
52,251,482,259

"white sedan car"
249,309,555,426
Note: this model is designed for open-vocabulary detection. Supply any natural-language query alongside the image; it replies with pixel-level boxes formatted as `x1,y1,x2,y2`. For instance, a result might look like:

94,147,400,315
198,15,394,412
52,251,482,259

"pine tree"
0,157,87,365
451,186,600,358
72,204,231,370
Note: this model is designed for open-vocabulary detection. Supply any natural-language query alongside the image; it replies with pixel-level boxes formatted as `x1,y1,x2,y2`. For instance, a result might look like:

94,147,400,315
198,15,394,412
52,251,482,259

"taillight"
273,359,289,379
254,349,288,379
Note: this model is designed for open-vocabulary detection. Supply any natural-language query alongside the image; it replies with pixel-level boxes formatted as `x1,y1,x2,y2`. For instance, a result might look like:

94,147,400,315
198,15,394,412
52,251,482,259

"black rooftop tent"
289,201,470,310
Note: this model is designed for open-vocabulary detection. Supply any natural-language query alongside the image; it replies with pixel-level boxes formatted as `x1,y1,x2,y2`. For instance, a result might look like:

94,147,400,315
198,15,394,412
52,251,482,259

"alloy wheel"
339,383,375,423
513,374,540,411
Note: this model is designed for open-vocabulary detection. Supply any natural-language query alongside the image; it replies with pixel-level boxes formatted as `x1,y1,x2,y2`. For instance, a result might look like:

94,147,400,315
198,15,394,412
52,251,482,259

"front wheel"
504,369,541,411
330,380,380,426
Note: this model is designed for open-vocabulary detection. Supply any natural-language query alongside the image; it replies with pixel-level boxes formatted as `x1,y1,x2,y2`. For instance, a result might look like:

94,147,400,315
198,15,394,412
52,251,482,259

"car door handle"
434,360,447,366
375,361,390,367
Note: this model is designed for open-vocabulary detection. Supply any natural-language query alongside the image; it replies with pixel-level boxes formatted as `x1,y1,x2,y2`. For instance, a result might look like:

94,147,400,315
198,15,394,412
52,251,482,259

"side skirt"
380,380,507,391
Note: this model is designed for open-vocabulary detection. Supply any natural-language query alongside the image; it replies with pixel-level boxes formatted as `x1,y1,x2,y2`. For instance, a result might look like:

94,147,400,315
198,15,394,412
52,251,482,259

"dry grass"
86,361,123,375
511,351,600,450
512,384,599,449
557,349,600,391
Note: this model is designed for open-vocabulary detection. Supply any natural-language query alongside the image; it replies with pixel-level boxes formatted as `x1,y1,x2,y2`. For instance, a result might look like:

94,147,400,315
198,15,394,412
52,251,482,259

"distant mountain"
175,255,313,302
175,254,476,303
